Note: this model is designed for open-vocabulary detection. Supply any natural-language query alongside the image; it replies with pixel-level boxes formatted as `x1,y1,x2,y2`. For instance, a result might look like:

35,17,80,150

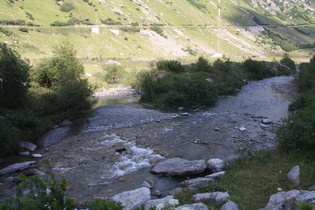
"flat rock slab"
192,192,230,205
150,157,206,176
176,203,209,210
180,177,215,188
110,187,151,210
0,161,36,175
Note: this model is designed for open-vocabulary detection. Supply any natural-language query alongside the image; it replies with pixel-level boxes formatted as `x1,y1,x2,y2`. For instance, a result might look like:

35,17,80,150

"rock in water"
110,187,151,210
150,157,206,176
0,161,36,175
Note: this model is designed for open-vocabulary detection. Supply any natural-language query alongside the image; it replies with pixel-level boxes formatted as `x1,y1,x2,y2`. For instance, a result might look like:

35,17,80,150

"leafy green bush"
19,27,28,33
243,58,275,80
211,59,245,95
150,73,218,108
276,56,315,154
196,56,212,72
0,27,12,36
60,3,74,12
86,199,123,210
280,53,296,72
100,18,121,25
133,71,155,102
35,42,95,121
0,174,75,210
0,43,30,109
150,25,164,36
99,64,125,84
156,59,184,73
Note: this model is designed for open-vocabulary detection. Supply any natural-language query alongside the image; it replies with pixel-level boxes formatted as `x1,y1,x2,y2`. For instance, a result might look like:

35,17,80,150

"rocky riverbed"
0,76,297,205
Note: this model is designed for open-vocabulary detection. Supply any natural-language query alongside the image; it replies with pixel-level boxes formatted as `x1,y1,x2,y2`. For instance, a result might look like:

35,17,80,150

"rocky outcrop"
150,157,206,176
261,190,315,210
110,187,151,210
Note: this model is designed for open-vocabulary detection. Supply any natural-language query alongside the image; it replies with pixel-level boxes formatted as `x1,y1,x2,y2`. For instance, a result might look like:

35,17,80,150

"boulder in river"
150,157,206,176
0,161,36,175
110,187,151,210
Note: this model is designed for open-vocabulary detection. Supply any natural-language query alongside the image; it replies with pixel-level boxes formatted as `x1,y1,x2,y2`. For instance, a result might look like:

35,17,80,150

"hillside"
0,0,314,61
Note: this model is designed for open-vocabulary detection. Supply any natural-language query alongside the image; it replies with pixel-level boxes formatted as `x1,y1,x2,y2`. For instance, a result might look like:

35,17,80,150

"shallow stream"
0,76,297,204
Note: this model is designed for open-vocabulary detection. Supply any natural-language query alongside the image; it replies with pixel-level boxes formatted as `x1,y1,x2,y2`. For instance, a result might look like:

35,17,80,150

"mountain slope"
0,0,314,60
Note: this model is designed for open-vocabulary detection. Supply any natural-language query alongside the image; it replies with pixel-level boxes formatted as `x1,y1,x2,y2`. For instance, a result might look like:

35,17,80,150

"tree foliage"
0,43,30,109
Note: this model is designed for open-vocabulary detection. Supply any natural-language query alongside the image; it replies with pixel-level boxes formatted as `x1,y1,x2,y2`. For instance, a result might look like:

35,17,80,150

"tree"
0,43,29,109
38,42,95,120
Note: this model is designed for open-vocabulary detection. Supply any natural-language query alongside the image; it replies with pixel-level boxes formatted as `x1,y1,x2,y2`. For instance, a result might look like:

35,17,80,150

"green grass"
175,150,315,209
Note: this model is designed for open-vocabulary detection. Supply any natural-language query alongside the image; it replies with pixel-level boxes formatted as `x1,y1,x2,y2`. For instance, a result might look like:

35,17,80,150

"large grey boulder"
180,177,215,188
144,196,174,210
221,200,239,210
176,203,209,210
287,165,300,185
110,187,151,210
150,158,206,176
0,161,37,175
206,158,225,173
192,192,230,205
19,140,37,152
261,190,315,210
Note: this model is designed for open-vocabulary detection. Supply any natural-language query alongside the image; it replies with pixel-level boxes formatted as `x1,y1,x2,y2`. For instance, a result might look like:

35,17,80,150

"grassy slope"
0,0,314,64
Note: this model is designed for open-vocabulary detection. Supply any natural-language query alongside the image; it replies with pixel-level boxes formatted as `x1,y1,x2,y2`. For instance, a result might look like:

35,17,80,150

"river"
0,76,297,205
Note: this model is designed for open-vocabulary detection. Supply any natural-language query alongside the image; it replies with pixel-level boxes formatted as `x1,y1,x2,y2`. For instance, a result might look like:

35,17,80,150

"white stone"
207,158,225,173
239,127,246,131
287,165,300,185
221,200,239,210
32,154,43,158
19,141,37,152
110,187,151,210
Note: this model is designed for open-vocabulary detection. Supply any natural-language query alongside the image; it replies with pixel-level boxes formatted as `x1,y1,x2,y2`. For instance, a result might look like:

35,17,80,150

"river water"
0,76,296,205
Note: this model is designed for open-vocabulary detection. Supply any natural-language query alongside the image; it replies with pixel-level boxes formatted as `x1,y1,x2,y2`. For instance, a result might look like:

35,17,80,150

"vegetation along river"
0,76,297,205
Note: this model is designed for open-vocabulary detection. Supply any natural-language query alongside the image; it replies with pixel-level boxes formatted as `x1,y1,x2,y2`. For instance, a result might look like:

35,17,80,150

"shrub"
36,42,95,121
242,58,275,80
196,56,212,72
150,73,218,108
150,26,164,36
100,18,121,25
60,3,74,12
19,27,28,33
0,27,12,36
0,43,30,109
99,64,125,84
0,120,20,156
0,174,75,209
280,53,296,73
156,59,184,73
133,71,155,102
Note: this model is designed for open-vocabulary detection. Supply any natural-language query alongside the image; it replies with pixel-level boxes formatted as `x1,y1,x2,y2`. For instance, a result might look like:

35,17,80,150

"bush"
156,59,184,73
243,58,275,80
149,73,218,108
280,53,296,73
35,42,95,121
99,64,125,84
0,174,75,210
0,120,20,156
196,56,212,72
60,3,74,12
0,43,30,109
19,27,28,33
276,55,315,154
